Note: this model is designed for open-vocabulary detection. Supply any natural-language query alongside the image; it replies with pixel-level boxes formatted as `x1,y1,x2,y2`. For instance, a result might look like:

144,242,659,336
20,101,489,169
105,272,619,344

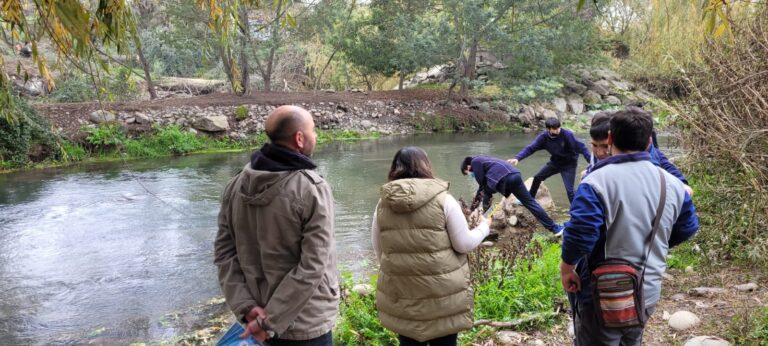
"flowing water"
0,131,602,344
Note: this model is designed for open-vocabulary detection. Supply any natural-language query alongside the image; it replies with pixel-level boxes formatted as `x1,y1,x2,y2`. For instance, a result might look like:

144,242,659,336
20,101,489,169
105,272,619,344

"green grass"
333,272,397,346
0,128,384,172
334,237,565,345
316,129,381,145
471,238,563,327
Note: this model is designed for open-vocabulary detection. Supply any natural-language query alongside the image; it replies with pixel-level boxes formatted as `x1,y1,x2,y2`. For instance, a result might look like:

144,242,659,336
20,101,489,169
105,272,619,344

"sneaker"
552,224,565,236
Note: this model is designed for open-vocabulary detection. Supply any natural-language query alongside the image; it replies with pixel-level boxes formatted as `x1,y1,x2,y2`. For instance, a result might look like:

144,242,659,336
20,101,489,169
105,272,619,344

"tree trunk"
459,38,479,100
238,6,250,95
220,46,235,91
135,38,157,100
314,49,338,91
398,69,405,91
264,47,275,92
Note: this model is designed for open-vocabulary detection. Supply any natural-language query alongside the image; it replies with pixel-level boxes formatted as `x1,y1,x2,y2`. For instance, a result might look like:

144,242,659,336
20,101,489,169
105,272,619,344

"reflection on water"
0,131,592,343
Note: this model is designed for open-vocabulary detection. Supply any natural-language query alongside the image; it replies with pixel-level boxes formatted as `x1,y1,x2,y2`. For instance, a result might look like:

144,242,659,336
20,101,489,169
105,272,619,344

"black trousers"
398,333,457,346
266,331,332,346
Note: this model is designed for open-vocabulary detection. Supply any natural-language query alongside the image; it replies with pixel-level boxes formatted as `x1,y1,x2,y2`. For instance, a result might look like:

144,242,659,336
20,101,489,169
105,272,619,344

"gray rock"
683,336,731,346
671,293,686,301
540,108,557,120
580,70,594,83
662,311,671,320
689,287,726,296
552,97,568,113
135,113,151,124
564,81,588,95
361,120,373,129
595,69,620,81
605,95,622,105
481,241,495,247
566,95,585,115
192,115,229,132
352,284,373,296
669,311,701,331
590,83,610,96
496,331,524,345
612,80,632,91
662,273,674,281
507,215,518,226
583,90,602,105
124,117,136,124
734,283,758,292
89,110,116,124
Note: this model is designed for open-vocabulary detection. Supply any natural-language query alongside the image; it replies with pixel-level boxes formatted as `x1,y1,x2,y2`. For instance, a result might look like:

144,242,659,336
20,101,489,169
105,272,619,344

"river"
0,132,589,344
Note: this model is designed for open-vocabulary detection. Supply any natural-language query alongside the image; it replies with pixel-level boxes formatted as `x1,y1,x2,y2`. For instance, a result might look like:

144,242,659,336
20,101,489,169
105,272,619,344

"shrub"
677,7,768,266
153,125,205,155
84,124,127,152
60,141,87,162
234,106,249,121
48,76,97,102
0,95,62,167
471,236,563,328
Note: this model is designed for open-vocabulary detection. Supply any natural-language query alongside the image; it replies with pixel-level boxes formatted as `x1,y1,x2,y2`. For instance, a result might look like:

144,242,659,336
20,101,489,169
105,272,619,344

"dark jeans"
266,331,332,346
530,162,577,204
498,173,558,231
573,297,654,346
398,333,457,346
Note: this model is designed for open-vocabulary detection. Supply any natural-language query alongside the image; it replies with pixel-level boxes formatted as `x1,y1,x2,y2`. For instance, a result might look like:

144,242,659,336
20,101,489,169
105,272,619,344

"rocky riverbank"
32,67,661,145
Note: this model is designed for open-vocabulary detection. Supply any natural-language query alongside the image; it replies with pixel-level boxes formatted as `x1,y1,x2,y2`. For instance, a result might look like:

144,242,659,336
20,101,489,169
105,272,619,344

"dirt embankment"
33,90,511,138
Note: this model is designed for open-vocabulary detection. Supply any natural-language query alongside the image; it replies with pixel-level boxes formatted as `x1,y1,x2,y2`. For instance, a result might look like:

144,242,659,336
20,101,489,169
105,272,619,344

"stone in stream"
683,336,731,346
668,311,701,331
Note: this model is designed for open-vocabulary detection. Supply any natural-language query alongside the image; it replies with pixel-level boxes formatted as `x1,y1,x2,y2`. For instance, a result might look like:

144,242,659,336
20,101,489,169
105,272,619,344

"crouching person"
560,108,699,345
372,147,491,346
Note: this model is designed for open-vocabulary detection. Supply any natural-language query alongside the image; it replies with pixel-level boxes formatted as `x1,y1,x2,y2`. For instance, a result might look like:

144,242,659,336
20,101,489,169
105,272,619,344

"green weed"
333,272,397,346
234,106,249,121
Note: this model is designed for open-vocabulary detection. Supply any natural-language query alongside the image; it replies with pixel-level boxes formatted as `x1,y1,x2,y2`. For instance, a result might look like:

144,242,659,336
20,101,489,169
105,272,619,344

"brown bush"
677,6,768,264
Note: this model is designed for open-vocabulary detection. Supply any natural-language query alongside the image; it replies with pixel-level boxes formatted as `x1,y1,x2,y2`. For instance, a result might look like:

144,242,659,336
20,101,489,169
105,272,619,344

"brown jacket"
376,179,473,341
214,163,338,340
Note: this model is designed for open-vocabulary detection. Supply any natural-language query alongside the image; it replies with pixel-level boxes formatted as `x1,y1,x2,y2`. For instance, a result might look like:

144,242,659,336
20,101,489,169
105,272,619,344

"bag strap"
640,168,667,278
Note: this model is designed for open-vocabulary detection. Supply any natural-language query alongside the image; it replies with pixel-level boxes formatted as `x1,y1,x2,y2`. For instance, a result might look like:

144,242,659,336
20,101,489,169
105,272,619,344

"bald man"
215,105,338,345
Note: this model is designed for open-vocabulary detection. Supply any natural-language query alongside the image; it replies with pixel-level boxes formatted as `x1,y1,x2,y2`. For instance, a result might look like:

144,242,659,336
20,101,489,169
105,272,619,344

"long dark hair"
388,146,435,181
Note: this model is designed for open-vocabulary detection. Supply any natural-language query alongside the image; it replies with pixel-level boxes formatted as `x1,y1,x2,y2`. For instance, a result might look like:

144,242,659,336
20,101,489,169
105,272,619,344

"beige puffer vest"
375,178,473,342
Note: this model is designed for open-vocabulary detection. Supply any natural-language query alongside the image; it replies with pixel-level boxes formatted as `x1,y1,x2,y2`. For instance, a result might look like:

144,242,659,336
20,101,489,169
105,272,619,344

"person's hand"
507,158,519,166
560,262,581,293
478,215,492,227
580,169,587,179
240,306,269,341
684,184,694,197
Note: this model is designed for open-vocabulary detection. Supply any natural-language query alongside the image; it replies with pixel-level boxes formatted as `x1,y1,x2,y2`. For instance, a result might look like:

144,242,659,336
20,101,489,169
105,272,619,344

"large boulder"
669,311,701,331
89,110,116,124
566,94,585,115
589,83,610,96
604,95,621,105
683,336,731,346
583,90,602,105
524,177,554,210
192,115,229,132
564,81,588,95
552,97,568,113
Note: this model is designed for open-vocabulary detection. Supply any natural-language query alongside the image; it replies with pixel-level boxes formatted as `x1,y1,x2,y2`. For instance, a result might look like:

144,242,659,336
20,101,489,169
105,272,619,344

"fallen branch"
473,311,557,328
